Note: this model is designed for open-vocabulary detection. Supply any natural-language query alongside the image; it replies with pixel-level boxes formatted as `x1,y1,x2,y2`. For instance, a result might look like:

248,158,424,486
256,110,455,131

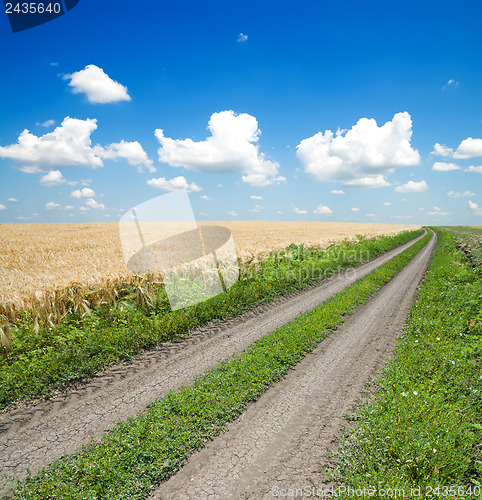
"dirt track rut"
151,230,436,499
0,232,427,496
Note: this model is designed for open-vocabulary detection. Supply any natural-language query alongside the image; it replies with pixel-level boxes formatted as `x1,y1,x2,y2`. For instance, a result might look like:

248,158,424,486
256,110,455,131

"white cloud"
8,198,18,202
454,138,482,159
72,187,96,198
0,204,6,211
330,189,345,195
468,200,482,216
466,165,482,173
250,195,263,200
36,119,56,128
64,65,131,104
296,112,420,188
64,205,74,210
94,140,154,173
447,190,475,198
292,206,307,215
394,180,429,193
226,210,238,217
147,176,202,192
432,162,461,171
45,201,61,210
431,143,454,157
237,33,248,42
394,215,413,220
442,79,459,90
384,202,392,206
40,170,66,187
249,204,265,213
79,206,89,213
201,195,214,200
313,204,333,215
85,198,105,210
351,207,360,212
0,117,103,172
155,110,285,187
367,214,377,217
427,206,450,216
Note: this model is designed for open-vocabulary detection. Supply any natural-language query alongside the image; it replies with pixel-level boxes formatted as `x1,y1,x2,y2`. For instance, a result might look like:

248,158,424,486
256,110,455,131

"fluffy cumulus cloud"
201,195,214,200
40,170,66,187
249,204,264,213
37,119,56,128
296,112,420,188
8,198,18,202
431,143,454,157
330,189,345,195
394,180,429,193
237,33,248,42
432,138,482,160
454,138,482,159
147,176,202,193
94,140,155,173
85,198,105,210
447,190,475,198
468,200,482,216
72,187,96,198
313,204,333,215
0,204,6,210
64,65,131,104
226,210,238,217
250,195,263,200
384,202,392,206
0,117,152,173
466,165,482,173
427,206,450,216
45,201,61,210
155,111,285,187
432,162,461,171
292,206,307,215
351,207,360,212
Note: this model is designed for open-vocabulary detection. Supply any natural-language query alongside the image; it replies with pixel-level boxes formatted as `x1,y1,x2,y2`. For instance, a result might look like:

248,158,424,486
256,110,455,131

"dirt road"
0,232,427,496
151,231,436,499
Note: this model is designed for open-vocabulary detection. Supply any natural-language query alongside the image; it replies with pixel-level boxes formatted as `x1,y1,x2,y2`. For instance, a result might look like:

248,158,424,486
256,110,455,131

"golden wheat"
0,221,419,327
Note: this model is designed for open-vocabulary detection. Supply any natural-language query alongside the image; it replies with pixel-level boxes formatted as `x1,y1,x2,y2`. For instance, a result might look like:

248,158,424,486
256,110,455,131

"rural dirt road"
0,231,428,497
151,231,436,499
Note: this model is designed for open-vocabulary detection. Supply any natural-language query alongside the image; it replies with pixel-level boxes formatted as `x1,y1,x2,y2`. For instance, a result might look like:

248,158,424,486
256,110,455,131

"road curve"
0,231,427,496
151,230,436,499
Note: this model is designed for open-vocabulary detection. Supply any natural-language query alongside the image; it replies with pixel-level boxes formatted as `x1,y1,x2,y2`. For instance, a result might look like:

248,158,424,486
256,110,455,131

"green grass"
442,225,482,268
331,228,482,498
0,229,423,410
5,231,432,499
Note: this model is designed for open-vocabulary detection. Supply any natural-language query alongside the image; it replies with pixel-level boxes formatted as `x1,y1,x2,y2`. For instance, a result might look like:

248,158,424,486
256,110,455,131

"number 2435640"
5,3,62,14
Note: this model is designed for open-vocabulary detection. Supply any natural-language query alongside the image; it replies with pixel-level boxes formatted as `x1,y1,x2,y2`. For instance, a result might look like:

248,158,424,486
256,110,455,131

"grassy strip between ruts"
330,228,482,498
0,229,423,409
6,231,432,499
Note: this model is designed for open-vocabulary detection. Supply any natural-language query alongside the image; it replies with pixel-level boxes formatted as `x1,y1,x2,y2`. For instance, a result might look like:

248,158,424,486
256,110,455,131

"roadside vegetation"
0,229,423,410
443,225,482,269
6,229,432,498
331,228,482,498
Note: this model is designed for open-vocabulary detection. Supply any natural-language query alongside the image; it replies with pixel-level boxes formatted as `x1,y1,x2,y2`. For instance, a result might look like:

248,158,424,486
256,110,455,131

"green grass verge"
331,228,482,498
0,229,423,410
443,225,482,268
6,231,432,499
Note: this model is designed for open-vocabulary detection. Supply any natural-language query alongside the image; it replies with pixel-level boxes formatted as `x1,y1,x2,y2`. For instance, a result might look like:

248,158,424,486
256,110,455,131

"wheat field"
0,221,419,322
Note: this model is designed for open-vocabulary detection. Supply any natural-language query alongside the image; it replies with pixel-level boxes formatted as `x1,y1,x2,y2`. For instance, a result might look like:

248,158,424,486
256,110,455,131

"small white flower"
451,360,455,365
413,391,418,395
402,392,407,397
436,337,440,341
415,340,419,343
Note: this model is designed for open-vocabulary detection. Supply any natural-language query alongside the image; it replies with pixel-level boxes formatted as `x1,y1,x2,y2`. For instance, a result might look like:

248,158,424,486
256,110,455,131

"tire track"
151,230,436,500
0,232,426,497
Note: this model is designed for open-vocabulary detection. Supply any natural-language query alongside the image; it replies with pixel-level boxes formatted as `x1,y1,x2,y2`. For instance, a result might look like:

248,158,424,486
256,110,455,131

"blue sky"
1,0,481,224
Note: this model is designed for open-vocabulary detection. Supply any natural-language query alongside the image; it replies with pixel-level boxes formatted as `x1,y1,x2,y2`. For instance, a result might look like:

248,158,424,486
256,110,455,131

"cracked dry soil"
0,231,430,498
